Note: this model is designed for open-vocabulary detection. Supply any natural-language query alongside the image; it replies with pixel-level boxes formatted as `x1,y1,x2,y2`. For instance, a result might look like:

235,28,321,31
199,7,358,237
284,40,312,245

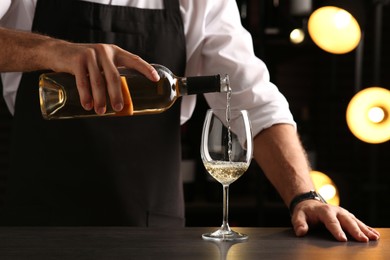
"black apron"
2,0,186,226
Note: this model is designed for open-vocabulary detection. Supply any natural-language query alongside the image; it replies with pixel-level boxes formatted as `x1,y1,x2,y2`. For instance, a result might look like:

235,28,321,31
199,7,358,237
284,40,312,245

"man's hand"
291,200,380,242
0,27,160,115
48,42,160,115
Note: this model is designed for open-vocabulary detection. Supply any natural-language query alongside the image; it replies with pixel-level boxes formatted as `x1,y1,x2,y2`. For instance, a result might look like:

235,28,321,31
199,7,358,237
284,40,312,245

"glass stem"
221,184,231,232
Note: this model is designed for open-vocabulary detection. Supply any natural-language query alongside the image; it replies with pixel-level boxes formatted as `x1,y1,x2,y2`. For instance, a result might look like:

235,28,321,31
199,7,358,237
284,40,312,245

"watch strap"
289,190,327,215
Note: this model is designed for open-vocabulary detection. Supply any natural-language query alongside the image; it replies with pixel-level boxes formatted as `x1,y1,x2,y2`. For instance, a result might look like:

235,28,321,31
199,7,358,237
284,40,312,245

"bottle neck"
178,74,230,96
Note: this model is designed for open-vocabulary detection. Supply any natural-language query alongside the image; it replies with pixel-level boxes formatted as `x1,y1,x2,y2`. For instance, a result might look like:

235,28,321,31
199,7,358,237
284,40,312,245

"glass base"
202,228,248,242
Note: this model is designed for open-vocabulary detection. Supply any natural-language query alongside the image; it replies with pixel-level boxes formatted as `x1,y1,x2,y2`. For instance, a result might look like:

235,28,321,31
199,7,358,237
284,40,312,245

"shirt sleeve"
1,0,36,115
180,0,296,135
0,0,11,20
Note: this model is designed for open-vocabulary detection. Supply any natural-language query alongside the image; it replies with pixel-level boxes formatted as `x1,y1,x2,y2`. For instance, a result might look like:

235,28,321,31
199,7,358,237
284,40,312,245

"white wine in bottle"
39,64,230,120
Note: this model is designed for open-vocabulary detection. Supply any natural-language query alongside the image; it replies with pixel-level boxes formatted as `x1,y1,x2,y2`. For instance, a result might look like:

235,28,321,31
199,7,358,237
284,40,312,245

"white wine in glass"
201,108,253,241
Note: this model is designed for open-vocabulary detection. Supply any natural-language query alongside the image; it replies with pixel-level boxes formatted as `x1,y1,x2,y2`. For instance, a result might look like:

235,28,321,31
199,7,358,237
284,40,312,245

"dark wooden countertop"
0,227,385,259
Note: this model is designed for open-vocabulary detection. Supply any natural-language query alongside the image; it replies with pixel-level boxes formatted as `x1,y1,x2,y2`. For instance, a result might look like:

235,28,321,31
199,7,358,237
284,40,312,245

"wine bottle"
39,64,230,120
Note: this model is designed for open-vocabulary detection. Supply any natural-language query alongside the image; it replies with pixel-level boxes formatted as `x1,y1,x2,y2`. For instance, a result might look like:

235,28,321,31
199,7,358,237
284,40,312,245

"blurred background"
182,0,390,228
1,0,390,228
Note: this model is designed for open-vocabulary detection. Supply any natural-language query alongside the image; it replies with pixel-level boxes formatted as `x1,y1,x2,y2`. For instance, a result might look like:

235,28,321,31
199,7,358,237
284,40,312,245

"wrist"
39,37,68,71
289,190,327,215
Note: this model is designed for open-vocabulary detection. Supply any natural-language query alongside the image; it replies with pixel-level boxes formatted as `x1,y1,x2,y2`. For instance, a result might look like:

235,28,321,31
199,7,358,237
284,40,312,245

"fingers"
94,44,123,112
87,55,107,115
364,225,381,240
291,210,309,237
325,208,381,242
92,45,160,113
72,45,107,114
100,45,160,112
362,224,381,239
115,47,160,82
74,71,93,111
65,43,159,114
340,214,380,241
319,208,349,242
291,201,380,242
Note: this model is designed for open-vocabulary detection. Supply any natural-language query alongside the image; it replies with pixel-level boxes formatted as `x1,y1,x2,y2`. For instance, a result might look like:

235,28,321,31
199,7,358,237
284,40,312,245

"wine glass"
201,108,253,241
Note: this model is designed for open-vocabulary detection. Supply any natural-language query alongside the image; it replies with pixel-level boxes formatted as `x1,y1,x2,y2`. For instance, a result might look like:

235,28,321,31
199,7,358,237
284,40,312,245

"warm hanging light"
310,170,340,206
346,87,390,144
290,28,306,44
367,106,386,123
308,6,361,54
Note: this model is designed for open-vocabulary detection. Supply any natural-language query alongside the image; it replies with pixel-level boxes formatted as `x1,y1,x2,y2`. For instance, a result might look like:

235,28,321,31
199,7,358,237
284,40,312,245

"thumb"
292,211,309,237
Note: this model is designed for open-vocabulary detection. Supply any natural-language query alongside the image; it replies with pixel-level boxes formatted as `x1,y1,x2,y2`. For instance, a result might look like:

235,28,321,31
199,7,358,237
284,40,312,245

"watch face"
310,191,326,202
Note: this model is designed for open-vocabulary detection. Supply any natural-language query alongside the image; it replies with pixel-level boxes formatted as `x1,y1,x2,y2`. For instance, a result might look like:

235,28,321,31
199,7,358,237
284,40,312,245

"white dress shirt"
0,0,295,136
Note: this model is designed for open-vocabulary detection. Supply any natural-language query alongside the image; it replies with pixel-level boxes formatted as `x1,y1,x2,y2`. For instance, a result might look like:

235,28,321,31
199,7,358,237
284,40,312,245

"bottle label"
114,76,134,116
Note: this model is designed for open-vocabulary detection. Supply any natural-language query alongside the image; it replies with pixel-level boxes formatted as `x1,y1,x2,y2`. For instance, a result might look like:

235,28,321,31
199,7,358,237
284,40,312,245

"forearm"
253,123,315,206
0,27,60,72
0,26,159,114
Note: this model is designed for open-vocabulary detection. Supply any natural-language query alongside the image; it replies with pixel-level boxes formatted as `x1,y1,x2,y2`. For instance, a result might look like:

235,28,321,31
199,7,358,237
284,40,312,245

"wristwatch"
289,190,327,215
